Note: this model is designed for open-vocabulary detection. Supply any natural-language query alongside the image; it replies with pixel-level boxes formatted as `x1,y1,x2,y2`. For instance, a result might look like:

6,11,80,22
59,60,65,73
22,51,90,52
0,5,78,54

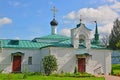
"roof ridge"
0,39,31,41
34,34,70,39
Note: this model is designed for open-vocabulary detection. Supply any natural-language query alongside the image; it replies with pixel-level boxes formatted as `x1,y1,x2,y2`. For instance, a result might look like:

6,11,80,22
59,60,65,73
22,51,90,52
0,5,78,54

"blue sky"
0,0,120,40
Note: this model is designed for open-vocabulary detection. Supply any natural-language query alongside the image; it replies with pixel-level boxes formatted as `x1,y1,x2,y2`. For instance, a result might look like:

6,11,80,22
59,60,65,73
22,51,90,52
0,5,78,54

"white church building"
0,8,112,75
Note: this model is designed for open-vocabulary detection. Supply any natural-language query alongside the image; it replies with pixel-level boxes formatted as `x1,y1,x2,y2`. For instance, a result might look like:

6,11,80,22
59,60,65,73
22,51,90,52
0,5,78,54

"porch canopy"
11,52,24,56
75,49,91,58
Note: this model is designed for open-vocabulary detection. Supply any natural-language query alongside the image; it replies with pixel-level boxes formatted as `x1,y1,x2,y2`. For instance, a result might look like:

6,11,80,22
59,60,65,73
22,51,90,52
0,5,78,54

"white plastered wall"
86,49,112,75
0,48,41,73
48,47,111,75
49,47,77,73
0,47,112,75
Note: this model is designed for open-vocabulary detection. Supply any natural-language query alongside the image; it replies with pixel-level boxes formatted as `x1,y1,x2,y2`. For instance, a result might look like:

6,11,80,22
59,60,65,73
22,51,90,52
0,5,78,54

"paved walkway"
105,75,120,80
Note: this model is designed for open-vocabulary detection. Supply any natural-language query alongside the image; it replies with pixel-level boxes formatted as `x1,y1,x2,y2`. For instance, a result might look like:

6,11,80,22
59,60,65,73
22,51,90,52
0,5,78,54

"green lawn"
0,74,105,80
27,76,104,80
112,64,120,75
0,64,120,80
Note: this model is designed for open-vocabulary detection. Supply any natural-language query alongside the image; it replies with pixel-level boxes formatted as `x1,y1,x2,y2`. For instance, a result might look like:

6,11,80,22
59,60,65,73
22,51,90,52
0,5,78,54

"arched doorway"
78,58,85,73
76,53,91,73
11,52,24,72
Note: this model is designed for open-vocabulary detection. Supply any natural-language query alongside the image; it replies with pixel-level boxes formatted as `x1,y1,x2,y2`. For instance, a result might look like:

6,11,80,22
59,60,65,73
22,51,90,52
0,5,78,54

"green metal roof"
0,34,71,49
39,34,70,39
91,44,106,49
75,49,89,55
33,34,70,43
0,39,52,49
0,34,106,49
75,23,91,31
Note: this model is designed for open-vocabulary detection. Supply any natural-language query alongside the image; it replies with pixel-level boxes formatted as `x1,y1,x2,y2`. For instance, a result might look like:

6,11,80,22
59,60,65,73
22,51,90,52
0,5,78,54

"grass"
0,73,24,80
27,75,105,80
112,64,120,75
0,73,105,80
0,64,119,79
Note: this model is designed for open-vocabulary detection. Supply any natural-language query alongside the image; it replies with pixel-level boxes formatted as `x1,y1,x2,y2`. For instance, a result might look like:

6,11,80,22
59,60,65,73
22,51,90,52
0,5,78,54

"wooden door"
78,58,85,73
12,56,21,72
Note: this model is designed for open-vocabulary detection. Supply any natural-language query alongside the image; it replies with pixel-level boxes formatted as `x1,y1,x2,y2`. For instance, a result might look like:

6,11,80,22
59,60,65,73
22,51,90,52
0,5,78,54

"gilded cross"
80,15,82,23
51,6,57,18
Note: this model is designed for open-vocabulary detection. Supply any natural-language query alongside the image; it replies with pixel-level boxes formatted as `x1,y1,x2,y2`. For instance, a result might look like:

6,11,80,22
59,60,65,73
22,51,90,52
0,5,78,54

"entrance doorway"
78,58,85,73
12,56,21,72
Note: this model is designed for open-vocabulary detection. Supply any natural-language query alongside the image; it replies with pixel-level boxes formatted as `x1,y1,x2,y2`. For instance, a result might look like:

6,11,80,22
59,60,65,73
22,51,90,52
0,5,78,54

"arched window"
79,35,86,46
79,39,84,44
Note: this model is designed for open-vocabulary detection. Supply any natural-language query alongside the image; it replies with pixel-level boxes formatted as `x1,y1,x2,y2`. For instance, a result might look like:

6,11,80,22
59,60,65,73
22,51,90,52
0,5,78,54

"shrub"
111,68,114,75
61,70,64,74
65,72,71,77
74,66,78,74
50,73,60,77
42,55,58,75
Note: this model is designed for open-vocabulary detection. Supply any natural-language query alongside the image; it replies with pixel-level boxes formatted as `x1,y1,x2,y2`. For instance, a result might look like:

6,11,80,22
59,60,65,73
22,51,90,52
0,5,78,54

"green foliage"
50,72,94,78
27,75,104,80
42,55,58,75
23,68,28,79
0,73,24,80
65,72,71,77
74,66,78,74
112,64,120,76
116,40,120,49
111,68,114,75
0,73,104,80
109,18,120,49
61,70,64,74
0,70,3,73
7,74,12,80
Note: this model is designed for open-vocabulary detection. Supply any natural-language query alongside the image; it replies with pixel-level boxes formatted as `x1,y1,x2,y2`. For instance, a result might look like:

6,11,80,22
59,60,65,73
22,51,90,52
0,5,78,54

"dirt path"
105,75,120,80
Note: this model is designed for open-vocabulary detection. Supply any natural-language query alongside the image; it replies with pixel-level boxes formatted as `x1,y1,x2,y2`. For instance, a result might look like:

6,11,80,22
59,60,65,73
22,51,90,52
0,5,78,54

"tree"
109,18,120,49
42,55,58,75
116,40,120,49
102,34,109,48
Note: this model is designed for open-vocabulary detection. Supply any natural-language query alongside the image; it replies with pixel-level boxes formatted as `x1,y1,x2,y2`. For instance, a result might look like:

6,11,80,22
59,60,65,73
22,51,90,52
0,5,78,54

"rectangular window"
28,56,32,65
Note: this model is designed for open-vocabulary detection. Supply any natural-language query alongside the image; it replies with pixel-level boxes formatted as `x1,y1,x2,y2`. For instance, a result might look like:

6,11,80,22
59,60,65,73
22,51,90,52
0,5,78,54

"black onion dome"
50,18,58,26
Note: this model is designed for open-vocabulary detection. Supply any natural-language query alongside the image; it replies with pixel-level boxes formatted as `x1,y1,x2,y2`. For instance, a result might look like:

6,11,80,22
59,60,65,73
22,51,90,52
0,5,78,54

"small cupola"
50,18,58,26
50,7,58,35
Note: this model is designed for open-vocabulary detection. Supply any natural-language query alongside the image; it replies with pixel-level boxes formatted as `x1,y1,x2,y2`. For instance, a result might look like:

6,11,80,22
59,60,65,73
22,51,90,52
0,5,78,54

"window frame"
28,56,32,65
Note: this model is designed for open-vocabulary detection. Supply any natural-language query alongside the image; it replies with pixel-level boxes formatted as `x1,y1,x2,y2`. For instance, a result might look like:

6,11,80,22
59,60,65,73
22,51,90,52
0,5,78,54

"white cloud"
9,1,21,7
62,20,72,24
98,23,113,35
101,0,118,3
59,28,71,37
110,1,120,12
107,0,114,2
62,5,120,37
106,0,117,3
63,11,76,20
0,17,12,26
8,1,29,7
64,6,119,24
87,23,113,39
